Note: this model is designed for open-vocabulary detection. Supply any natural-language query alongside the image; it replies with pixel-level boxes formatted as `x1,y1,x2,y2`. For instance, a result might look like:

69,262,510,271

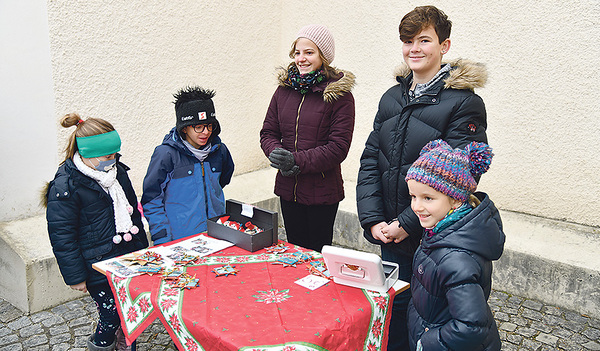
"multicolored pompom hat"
405,139,494,202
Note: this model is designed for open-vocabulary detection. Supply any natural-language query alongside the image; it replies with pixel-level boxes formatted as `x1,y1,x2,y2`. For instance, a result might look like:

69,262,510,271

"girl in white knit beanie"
260,24,356,252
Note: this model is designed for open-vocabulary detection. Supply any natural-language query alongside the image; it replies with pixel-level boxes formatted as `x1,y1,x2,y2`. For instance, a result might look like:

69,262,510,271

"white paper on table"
295,275,330,290
93,256,141,278
158,235,234,265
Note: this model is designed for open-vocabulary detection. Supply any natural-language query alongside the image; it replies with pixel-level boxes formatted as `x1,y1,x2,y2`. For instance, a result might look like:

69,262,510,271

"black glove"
268,148,295,171
280,165,300,177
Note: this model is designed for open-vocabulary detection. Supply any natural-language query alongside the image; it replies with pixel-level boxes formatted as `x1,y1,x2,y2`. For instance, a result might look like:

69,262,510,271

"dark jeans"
279,198,339,252
382,246,413,351
88,281,136,350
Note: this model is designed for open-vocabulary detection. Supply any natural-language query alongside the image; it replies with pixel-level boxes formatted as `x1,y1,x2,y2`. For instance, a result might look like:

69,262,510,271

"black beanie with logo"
174,86,221,138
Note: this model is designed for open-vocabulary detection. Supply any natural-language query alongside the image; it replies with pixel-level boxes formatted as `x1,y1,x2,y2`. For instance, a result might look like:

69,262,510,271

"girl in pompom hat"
260,24,355,252
405,140,504,351
43,113,148,351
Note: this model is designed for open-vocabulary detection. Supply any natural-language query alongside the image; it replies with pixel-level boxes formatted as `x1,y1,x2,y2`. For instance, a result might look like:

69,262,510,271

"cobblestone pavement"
1,289,600,351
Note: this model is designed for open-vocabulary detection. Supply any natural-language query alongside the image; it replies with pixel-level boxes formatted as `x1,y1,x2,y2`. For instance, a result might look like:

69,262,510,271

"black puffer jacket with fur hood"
356,59,488,257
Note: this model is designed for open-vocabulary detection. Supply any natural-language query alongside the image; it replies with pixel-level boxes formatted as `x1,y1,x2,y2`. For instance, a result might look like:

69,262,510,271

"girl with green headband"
43,113,148,351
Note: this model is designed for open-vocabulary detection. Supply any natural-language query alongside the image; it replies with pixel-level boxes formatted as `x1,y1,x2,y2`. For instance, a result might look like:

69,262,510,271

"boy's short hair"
399,5,452,44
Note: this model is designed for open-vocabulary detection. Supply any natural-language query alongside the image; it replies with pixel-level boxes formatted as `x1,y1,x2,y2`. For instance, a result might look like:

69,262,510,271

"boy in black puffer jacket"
356,6,489,350
405,140,504,351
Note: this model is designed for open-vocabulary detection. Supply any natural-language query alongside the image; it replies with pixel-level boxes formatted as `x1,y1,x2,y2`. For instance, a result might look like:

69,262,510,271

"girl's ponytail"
61,113,82,128
60,113,115,164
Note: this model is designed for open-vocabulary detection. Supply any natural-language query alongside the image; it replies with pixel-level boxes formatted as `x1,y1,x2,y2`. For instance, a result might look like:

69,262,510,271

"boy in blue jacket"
142,86,234,245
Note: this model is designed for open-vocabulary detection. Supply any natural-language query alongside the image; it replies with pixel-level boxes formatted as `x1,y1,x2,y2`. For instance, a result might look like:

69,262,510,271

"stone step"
1,167,599,319
0,215,84,314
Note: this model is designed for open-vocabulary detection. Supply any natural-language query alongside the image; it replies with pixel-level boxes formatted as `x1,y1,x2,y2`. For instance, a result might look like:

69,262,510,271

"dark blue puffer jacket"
141,128,234,244
357,59,488,257
45,156,148,286
407,192,505,351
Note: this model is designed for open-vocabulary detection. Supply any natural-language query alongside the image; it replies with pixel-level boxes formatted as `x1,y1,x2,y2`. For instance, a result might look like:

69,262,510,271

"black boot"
115,326,134,351
87,334,116,351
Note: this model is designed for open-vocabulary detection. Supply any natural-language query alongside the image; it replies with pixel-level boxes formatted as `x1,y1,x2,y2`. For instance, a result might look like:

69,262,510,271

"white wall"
47,1,282,192
2,0,599,228
0,0,57,221
278,0,600,227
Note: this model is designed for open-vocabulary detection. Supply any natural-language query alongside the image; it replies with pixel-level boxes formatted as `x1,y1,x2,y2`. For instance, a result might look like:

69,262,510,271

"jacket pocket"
81,242,113,261
172,164,194,179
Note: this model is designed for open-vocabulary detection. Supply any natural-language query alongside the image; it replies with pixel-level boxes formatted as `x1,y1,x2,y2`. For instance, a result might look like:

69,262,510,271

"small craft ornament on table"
272,255,300,268
182,277,200,289
136,265,164,275
212,264,239,277
162,268,200,289
172,275,200,290
307,260,331,280
290,251,313,263
265,243,289,254
162,267,187,281
172,253,200,266
122,250,163,266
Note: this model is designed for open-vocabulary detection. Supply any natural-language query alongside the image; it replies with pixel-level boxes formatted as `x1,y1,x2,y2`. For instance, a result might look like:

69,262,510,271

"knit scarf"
285,65,325,94
424,202,473,238
73,152,133,234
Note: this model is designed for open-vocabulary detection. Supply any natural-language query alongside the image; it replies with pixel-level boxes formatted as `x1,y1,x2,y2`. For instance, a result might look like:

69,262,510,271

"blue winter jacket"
408,192,505,351
141,127,234,244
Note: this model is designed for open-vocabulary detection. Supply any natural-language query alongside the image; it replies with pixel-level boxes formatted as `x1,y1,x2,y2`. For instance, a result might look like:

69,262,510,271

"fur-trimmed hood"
40,181,50,208
394,58,487,91
276,67,356,103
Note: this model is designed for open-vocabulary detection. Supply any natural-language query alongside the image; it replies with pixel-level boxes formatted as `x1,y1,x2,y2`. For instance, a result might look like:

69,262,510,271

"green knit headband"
76,130,121,158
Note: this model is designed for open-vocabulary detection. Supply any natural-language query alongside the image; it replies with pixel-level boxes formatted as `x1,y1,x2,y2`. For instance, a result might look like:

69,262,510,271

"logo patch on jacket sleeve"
468,123,477,133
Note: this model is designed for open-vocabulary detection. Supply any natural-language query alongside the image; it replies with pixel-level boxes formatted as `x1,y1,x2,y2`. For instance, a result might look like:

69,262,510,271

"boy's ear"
441,39,451,54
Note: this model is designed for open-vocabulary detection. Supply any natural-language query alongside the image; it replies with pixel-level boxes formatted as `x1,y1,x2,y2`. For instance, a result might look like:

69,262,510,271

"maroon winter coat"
260,67,355,206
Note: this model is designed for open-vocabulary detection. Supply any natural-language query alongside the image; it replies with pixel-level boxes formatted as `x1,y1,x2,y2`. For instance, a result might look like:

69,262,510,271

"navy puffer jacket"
45,156,148,286
408,193,505,351
357,59,488,256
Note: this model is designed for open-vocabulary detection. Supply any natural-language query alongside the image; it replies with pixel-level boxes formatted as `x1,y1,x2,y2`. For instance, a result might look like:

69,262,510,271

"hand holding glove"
268,148,296,171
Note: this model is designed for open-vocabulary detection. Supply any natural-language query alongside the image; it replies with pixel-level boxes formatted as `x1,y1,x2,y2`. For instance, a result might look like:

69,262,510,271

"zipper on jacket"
292,95,305,202
201,161,209,218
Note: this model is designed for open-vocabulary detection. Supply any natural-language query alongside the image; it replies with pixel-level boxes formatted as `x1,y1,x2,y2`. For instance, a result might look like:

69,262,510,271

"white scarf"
73,152,133,234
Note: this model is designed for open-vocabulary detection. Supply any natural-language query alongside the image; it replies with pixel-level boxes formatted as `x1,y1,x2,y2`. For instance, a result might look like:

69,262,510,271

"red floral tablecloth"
107,234,397,351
